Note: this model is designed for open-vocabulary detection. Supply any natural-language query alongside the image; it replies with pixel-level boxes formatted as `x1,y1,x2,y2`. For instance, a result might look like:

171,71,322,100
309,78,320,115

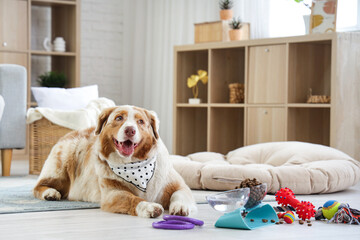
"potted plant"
229,17,242,41
187,70,208,104
38,71,67,88
219,0,233,20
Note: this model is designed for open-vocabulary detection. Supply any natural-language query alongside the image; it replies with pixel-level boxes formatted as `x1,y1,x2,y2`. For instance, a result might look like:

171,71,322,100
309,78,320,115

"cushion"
31,85,99,110
171,142,360,194
0,95,4,121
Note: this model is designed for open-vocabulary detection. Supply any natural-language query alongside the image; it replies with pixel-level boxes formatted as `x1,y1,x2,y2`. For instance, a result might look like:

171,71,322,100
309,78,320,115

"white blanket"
27,97,115,130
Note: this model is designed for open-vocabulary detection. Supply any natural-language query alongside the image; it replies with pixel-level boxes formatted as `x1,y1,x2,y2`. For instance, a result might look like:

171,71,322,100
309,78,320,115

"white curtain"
121,0,270,153
233,0,271,39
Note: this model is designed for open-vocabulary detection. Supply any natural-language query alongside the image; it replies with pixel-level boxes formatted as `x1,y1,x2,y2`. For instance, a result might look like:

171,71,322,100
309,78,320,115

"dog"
33,105,196,218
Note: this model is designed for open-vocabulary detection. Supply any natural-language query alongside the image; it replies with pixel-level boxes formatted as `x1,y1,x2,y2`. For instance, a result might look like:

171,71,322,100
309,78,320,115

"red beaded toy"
275,187,316,221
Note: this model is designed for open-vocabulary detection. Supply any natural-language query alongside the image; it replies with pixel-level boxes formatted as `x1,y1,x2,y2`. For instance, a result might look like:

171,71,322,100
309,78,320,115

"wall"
79,0,271,153
81,0,123,103
80,0,222,153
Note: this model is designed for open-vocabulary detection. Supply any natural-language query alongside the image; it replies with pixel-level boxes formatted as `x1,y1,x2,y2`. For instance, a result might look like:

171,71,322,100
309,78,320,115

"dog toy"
322,200,341,220
316,201,360,224
152,215,204,230
283,211,295,224
275,187,316,220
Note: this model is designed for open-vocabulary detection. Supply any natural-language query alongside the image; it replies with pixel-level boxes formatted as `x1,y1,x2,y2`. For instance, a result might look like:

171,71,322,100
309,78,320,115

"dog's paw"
136,201,164,218
42,188,61,201
169,201,191,216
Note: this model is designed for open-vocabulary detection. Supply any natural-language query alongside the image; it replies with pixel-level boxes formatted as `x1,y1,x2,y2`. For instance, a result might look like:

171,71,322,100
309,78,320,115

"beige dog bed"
171,142,360,194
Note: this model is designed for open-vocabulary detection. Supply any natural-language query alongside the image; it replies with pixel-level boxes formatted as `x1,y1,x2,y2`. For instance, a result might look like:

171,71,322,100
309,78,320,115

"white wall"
81,0,124,103
80,0,272,153
80,0,220,152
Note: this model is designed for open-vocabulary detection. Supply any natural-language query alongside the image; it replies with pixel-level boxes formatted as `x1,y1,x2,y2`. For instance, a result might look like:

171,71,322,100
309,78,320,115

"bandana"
107,155,156,192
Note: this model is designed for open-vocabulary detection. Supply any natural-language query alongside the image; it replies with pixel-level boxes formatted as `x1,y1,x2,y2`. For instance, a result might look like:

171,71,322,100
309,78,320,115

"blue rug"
0,176,99,214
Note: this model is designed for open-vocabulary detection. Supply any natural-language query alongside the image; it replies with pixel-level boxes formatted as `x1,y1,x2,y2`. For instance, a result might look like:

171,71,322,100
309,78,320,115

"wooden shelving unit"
31,50,76,56
0,0,80,158
30,0,80,91
173,33,360,160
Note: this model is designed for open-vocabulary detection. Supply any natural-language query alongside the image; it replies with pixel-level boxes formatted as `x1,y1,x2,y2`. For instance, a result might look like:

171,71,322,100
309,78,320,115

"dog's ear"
145,110,159,139
95,107,116,135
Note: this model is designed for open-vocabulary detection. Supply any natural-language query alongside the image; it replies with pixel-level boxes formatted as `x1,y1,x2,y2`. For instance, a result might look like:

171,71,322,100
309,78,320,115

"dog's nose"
125,126,136,137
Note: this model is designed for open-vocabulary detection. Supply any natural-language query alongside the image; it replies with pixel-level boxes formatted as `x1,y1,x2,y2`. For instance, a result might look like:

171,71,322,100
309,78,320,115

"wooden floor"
1,160,360,240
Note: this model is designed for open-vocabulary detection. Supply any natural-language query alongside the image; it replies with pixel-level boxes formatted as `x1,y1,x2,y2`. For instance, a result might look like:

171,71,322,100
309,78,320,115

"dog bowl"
206,188,250,213
244,183,267,209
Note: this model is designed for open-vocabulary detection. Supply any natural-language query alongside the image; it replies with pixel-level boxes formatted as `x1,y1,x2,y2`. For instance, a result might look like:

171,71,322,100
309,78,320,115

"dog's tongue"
121,140,134,156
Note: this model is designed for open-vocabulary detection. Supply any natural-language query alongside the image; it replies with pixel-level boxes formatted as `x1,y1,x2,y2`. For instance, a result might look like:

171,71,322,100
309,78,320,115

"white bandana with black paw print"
107,155,156,192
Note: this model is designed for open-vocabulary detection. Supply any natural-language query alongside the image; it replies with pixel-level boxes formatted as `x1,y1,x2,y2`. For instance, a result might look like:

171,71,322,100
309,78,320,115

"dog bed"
170,142,360,194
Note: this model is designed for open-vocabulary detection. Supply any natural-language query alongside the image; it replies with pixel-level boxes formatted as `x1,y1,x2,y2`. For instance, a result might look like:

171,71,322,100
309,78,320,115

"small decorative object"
306,88,331,103
42,37,52,51
219,0,233,20
229,83,244,103
275,187,316,221
310,0,337,33
37,71,67,88
187,70,208,104
53,37,66,52
43,37,66,52
229,17,242,41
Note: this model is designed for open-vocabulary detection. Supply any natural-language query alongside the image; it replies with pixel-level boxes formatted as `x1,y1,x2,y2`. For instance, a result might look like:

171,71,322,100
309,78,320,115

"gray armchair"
0,64,27,176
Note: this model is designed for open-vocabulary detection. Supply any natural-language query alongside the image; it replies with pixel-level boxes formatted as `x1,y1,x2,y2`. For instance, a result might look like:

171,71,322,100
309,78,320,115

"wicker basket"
229,83,245,103
306,88,331,104
29,118,72,175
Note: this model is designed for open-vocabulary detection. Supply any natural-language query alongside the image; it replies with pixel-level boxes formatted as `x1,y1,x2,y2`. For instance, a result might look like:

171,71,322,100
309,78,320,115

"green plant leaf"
37,71,67,88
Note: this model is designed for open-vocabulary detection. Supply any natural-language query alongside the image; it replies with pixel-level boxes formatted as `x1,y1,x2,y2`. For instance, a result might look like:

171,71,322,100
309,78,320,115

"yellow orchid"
187,70,208,99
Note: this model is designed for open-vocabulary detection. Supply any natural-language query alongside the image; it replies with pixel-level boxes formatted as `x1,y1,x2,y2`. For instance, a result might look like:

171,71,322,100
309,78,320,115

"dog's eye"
138,119,144,125
115,116,123,121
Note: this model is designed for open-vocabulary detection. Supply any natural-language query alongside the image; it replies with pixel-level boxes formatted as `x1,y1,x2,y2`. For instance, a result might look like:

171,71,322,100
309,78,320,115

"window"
337,0,360,31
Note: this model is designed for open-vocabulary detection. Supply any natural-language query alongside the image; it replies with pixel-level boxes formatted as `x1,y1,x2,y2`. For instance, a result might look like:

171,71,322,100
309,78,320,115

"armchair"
0,64,27,176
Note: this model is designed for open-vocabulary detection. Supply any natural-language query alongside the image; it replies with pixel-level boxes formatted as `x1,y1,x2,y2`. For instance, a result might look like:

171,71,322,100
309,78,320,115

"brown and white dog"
33,105,196,218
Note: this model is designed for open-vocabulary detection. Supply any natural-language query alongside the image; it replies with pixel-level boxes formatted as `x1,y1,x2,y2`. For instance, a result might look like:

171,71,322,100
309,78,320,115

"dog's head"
95,105,159,163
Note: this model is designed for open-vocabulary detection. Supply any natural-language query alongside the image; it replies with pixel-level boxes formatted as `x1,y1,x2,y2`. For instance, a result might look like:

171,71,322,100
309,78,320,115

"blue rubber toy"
215,203,279,230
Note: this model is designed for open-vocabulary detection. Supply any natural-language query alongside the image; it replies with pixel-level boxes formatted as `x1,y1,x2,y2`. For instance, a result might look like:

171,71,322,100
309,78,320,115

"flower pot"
220,9,233,20
188,98,201,104
229,29,241,41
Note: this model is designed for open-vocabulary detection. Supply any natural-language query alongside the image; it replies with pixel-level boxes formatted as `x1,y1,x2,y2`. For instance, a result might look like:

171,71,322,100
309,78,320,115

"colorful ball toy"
283,211,295,224
275,187,316,221
322,200,341,220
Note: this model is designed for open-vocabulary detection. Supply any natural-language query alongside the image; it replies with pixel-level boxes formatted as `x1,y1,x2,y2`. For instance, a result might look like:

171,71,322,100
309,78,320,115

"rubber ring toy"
152,215,204,230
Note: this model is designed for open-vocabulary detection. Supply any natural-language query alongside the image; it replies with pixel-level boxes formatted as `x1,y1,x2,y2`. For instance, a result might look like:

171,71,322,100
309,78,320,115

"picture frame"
310,0,338,33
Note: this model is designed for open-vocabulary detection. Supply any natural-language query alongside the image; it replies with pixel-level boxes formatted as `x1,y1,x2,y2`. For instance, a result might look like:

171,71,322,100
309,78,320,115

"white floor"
1,160,360,240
